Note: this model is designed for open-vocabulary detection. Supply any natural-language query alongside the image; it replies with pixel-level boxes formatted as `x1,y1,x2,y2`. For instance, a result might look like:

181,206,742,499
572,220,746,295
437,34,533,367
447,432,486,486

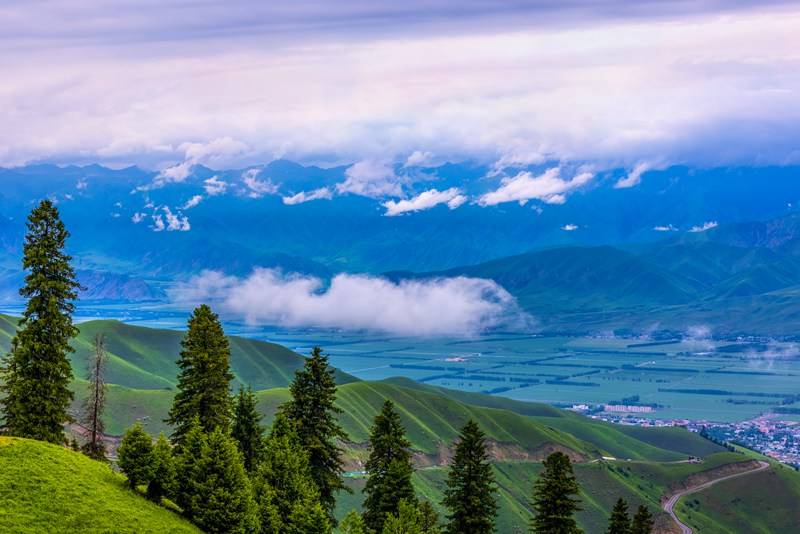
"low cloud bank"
170,269,530,336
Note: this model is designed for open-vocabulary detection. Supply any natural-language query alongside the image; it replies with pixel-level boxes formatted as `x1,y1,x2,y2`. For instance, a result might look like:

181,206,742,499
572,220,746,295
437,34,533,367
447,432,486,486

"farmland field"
3,303,800,423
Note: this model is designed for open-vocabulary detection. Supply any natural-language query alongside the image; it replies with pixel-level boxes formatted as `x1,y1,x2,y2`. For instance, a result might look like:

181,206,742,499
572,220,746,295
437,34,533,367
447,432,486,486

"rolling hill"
0,437,199,533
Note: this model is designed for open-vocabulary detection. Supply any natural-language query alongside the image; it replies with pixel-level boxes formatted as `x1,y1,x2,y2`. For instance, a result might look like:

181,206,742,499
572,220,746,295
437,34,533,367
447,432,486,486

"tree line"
1,201,657,533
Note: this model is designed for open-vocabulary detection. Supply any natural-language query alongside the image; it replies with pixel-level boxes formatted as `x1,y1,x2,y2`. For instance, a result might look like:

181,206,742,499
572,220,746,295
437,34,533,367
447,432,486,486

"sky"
1,0,799,171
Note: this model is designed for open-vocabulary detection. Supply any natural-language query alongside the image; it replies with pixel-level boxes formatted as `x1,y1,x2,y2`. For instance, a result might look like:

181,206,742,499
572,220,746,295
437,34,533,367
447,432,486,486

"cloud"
242,168,278,198
488,149,546,177
653,224,677,232
131,212,146,223
383,188,467,216
404,150,436,168
152,206,190,232
1,4,799,169
76,178,88,190
479,167,593,206
282,187,333,205
170,268,529,336
203,176,228,196
615,162,653,189
181,195,203,210
561,223,579,231
337,160,404,198
689,221,718,233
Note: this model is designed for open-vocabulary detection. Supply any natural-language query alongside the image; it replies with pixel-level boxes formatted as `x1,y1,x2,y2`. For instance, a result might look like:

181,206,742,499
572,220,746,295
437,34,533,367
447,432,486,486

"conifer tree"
606,498,631,534
174,416,206,514
82,333,107,460
419,501,441,534
530,452,582,534
279,346,348,520
363,400,416,533
118,423,155,489
147,433,176,503
254,413,330,534
630,505,654,534
382,499,425,534
442,420,497,534
340,510,367,534
167,304,234,445
187,427,258,533
232,384,264,472
1,200,80,444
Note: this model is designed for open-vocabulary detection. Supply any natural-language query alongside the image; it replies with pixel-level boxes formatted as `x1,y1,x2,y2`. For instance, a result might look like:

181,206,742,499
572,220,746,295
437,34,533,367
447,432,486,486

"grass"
0,437,199,533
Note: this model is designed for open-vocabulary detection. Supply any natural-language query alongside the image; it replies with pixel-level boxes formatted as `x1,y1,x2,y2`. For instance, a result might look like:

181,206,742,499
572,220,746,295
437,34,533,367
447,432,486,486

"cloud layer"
383,188,466,216
479,168,594,206
170,269,528,336
1,3,798,168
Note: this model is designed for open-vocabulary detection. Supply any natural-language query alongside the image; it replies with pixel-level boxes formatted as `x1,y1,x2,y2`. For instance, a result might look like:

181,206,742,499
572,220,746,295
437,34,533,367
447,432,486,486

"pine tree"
606,498,631,534
174,416,205,514
419,501,441,534
442,420,497,534
254,413,330,534
530,452,582,534
81,333,107,460
232,384,263,472
363,400,416,533
630,505,654,534
147,433,176,503
167,304,234,445
340,510,367,534
1,200,80,444
187,427,258,533
118,423,155,489
382,499,425,534
279,346,348,520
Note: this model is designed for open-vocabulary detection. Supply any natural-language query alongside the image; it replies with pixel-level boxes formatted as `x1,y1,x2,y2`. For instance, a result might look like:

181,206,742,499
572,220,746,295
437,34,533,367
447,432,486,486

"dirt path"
662,460,770,534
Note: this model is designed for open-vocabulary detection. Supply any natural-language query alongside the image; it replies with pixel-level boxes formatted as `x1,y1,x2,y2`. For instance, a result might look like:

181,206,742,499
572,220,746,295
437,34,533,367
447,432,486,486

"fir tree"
1,200,80,444
630,505,654,534
167,304,233,445
187,427,258,533
340,510,367,534
118,423,155,489
419,501,441,534
363,400,416,533
254,413,330,534
382,499,425,534
232,384,264,472
174,416,206,514
81,333,107,460
606,498,631,534
530,452,582,534
147,433,176,503
279,346,348,520
442,420,497,534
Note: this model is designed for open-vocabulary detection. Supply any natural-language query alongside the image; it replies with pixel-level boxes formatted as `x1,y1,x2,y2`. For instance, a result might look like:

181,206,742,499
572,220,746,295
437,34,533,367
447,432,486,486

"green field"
0,437,199,533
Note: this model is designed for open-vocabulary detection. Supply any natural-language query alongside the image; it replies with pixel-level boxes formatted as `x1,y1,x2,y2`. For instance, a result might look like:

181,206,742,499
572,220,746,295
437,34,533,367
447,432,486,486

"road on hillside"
662,460,770,534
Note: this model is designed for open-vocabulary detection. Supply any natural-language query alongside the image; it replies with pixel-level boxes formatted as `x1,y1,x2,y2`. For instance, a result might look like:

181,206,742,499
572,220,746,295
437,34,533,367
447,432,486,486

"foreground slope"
0,437,198,533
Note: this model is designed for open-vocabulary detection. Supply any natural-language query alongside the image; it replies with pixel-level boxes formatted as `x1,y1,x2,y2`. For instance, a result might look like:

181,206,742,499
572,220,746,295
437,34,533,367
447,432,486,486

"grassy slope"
0,437,198,533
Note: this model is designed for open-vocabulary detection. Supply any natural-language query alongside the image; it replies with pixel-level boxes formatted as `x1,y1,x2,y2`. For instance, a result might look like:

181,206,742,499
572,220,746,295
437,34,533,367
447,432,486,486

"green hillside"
0,437,198,533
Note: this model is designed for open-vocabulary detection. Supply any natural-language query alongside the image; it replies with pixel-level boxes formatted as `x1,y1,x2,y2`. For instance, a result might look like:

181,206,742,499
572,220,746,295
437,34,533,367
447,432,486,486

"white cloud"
131,212,146,223
615,162,653,189
479,167,593,206
561,223,579,231
181,195,203,209
653,224,677,232
689,221,718,233
152,214,166,232
383,188,467,216
282,187,333,205
151,206,190,232
170,268,529,336
404,150,436,168
242,168,278,198
203,175,228,196
76,178,88,190
337,160,404,198
488,149,546,177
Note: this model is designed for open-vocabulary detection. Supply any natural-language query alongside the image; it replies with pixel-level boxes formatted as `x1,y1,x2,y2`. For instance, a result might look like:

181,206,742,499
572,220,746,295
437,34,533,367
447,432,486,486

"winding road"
662,460,770,534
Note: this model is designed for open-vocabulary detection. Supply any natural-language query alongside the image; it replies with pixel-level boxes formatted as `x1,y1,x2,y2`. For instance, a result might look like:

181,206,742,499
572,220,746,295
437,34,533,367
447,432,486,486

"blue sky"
1,0,798,172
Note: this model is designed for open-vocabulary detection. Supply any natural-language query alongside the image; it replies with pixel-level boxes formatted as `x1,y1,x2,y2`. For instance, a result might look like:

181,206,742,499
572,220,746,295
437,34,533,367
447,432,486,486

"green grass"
0,437,199,533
